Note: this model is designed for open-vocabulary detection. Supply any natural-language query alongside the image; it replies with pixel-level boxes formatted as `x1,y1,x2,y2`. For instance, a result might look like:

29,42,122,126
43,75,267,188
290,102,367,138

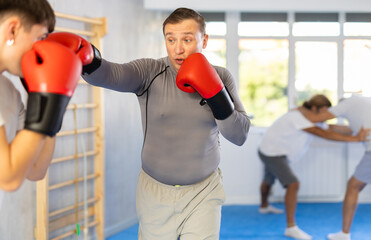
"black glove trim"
20,78,29,92
82,44,102,75
25,92,71,137
206,87,234,120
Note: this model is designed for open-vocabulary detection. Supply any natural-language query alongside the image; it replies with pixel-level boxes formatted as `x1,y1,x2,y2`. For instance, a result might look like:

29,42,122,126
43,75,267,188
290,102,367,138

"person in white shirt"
259,94,369,240
299,95,371,240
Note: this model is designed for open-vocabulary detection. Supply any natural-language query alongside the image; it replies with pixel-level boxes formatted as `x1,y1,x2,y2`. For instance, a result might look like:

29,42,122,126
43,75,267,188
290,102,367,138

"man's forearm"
27,137,55,181
217,111,250,146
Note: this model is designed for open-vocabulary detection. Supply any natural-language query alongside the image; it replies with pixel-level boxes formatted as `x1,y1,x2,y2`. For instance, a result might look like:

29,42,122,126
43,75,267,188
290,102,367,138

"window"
206,22,226,36
202,12,371,126
343,13,371,97
344,23,371,36
344,13,371,36
239,39,288,126
293,13,340,36
343,40,371,97
201,12,227,67
238,13,289,126
293,22,340,36
238,22,289,37
295,42,338,105
204,38,226,68
239,12,289,37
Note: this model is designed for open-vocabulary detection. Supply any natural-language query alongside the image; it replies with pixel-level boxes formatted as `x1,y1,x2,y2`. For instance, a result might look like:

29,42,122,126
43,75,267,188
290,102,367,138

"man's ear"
202,34,209,49
4,16,21,43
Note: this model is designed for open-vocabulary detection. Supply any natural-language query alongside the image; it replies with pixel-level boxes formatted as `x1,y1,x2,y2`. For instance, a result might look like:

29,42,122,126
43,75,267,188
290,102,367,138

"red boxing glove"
46,32,93,65
176,53,234,120
21,41,82,136
46,32,101,74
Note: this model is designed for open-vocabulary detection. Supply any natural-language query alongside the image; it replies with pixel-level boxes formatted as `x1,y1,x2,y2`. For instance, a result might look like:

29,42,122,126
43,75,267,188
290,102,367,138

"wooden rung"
55,12,105,25
49,206,94,232
49,173,99,191
66,103,98,110
51,150,98,164
54,26,96,37
50,220,99,240
57,127,98,137
49,197,99,218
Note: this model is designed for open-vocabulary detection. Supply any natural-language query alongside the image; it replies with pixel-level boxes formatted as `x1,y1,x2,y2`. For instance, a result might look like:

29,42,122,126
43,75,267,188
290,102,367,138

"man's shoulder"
213,65,229,74
132,56,168,64
213,65,233,82
130,57,169,72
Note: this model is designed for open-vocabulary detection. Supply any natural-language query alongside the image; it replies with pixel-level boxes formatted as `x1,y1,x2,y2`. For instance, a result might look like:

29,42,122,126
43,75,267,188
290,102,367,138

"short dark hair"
0,0,55,33
163,8,206,35
302,94,332,110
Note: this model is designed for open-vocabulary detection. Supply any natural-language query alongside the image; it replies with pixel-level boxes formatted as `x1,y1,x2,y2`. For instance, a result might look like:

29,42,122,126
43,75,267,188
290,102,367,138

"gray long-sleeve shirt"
82,56,250,185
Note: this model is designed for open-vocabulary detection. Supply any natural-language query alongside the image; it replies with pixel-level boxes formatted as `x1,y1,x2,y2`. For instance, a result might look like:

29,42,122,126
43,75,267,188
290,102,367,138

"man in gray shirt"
52,7,250,240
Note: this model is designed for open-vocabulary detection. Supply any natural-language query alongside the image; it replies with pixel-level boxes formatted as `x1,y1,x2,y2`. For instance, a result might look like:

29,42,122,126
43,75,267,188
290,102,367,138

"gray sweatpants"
354,151,371,184
258,150,299,188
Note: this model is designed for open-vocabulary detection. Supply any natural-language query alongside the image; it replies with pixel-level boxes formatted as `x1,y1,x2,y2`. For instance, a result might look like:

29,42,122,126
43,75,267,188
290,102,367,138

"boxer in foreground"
0,0,86,203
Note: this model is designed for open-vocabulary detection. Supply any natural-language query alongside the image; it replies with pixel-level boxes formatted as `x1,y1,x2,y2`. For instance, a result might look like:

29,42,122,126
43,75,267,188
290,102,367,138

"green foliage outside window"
239,40,288,127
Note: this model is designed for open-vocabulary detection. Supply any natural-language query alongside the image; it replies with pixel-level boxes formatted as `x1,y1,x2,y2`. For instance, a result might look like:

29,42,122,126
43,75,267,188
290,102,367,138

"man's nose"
175,41,185,54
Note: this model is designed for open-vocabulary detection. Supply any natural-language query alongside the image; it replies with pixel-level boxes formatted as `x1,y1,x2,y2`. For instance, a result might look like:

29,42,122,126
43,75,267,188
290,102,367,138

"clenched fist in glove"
176,53,234,120
45,32,101,75
21,40,82,136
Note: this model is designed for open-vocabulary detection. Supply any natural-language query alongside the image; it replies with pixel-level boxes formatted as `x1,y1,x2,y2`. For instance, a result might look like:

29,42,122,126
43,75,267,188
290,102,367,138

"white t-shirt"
329,96,371,151
0,74,26,208
259,110,316,162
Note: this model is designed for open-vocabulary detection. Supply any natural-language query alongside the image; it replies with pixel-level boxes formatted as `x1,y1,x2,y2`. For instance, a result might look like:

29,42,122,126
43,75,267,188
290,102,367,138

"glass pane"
293,22,340,36
239,39,289,127
344,22,371,36
203,38,226,67
206,22,226,36
344,40,371,97
295,42,337,105
238,22,289,37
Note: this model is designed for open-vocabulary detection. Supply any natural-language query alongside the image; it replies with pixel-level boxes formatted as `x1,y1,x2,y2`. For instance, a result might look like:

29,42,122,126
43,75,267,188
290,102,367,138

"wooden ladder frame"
34,12,107,240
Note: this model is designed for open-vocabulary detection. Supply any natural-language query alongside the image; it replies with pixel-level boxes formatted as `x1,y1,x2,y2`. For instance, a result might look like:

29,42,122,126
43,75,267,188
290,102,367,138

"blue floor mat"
108,203,371,240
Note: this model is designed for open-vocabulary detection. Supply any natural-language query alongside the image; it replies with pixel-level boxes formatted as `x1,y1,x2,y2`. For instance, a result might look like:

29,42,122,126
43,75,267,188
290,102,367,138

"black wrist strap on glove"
25,92,71,137
205,87,234,120
82,44,102,75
